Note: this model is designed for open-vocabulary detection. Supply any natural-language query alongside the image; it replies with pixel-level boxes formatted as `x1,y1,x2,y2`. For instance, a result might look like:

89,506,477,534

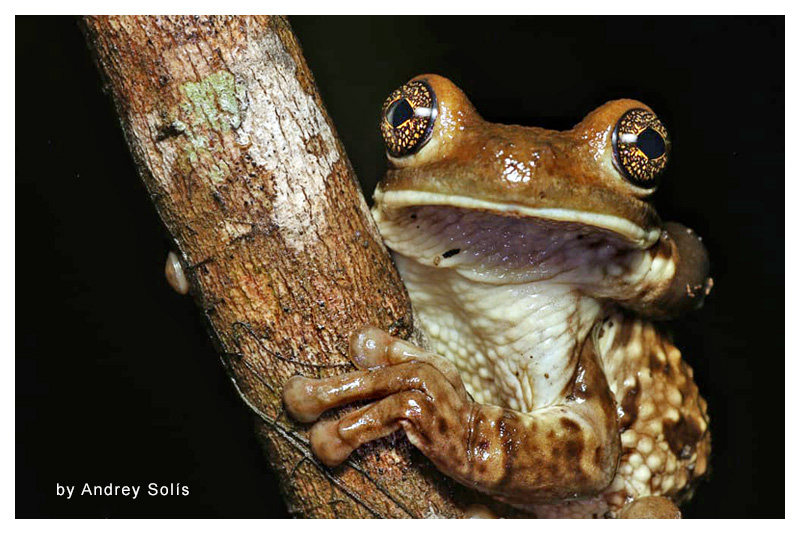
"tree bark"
81,15,472,518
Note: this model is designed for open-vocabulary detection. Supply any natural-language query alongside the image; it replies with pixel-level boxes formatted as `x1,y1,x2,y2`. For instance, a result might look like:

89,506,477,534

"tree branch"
81,14,475,518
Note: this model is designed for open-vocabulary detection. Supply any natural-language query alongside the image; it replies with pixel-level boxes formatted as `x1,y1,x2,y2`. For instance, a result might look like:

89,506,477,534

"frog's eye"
612,108,670,189
380,80,437,157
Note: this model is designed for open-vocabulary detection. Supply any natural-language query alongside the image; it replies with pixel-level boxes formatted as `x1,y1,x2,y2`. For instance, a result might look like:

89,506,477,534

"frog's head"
375,74,671,249
373,75,711,317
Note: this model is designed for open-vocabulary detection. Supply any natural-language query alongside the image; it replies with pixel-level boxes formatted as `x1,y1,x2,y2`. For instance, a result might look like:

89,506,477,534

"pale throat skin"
283,74,712,518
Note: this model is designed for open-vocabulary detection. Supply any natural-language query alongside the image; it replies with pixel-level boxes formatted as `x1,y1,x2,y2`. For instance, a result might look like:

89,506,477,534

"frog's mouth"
374,188,661,249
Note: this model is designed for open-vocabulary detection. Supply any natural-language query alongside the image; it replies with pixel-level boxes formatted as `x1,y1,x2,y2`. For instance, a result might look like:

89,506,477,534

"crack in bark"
231,321,352,370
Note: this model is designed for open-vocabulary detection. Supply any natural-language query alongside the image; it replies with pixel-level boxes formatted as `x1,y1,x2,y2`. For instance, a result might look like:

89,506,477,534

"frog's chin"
375,188,661,249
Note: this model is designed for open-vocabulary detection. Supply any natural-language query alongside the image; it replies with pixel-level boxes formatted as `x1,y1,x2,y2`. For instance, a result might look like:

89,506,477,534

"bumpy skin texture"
284,75,711,518
597,315,710,512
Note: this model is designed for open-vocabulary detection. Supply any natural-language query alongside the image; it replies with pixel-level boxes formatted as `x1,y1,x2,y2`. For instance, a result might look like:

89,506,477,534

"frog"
282,75,713,518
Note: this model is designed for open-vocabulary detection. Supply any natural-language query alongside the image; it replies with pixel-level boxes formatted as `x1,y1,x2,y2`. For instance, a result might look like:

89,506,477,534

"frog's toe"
283,375,327,423
285,361,468,466
462,504,497,519
348,326,396,369
284,362,461,421
308,419,354,467
617,496,681,519
349,326,467,399
165,251,189,295
308,393,418,466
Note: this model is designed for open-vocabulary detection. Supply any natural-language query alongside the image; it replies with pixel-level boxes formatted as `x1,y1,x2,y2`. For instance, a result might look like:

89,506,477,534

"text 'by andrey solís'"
56,483,189,499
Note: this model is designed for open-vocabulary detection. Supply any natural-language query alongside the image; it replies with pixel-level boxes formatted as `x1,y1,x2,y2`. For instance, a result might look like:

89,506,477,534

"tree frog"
283,75,712,518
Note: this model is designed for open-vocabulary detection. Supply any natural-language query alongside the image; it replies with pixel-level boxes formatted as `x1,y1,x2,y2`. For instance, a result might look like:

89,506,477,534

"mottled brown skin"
284,75,711,517
454,339,620,504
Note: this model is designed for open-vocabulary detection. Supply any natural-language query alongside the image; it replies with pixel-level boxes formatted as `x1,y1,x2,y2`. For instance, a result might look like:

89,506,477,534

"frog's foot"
283,326,469,466
617,496,681,519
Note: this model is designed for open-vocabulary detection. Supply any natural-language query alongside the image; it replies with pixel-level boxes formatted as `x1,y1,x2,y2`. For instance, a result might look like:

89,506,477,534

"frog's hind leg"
617,496,681,519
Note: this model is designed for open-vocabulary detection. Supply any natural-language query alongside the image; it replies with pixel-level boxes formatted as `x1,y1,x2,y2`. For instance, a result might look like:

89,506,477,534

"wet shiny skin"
283,75,711,518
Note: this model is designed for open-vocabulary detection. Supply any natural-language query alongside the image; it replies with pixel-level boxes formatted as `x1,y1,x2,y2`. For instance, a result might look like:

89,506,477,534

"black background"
16,16,784,518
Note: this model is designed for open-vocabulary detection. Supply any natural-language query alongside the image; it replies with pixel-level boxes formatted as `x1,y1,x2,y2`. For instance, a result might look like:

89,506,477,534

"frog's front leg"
283,327,620,506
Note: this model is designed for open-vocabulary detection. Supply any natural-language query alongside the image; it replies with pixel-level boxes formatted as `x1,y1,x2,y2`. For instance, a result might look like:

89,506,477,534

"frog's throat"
375,188,661,249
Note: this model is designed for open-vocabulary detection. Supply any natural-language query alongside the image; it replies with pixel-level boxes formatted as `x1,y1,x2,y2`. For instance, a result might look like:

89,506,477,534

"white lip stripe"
376,189,660,248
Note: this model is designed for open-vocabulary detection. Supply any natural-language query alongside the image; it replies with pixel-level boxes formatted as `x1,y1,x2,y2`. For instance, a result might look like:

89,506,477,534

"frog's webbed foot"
617,496,681,519
283,326,469,467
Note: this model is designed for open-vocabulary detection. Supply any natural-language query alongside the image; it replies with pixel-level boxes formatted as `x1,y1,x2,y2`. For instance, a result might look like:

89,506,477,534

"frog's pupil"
388,99,414,129
636,128,666,159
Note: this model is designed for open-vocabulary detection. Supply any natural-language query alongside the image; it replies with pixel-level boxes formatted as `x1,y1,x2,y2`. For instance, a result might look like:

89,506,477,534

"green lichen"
171,71,245,184
207,159,233,185
179,71,242,132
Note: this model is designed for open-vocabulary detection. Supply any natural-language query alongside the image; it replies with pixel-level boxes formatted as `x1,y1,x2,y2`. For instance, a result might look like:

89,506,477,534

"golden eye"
612,108,670,189
380,80,437,157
